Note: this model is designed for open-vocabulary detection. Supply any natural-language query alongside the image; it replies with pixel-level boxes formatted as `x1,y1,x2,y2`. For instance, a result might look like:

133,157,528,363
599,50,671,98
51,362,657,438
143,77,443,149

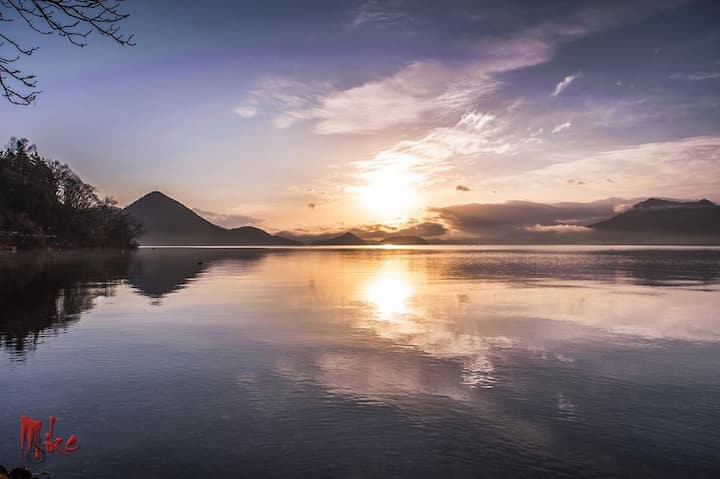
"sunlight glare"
357,165,418,223
364,264,414,320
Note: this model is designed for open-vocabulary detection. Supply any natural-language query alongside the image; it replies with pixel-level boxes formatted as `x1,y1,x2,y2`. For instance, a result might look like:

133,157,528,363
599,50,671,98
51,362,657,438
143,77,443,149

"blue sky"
0,0,718,236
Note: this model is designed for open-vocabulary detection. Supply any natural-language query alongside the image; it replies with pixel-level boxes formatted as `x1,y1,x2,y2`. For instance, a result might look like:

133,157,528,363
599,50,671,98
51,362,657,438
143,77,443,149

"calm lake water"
1,246,720,478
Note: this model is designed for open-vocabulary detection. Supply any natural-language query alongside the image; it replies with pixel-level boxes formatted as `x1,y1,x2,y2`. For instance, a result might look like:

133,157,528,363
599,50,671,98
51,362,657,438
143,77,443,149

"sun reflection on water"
357,258,503,389
363,262,414,320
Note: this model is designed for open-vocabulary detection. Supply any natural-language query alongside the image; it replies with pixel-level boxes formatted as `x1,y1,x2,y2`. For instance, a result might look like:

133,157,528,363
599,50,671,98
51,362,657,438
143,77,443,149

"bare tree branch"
0,0,134,105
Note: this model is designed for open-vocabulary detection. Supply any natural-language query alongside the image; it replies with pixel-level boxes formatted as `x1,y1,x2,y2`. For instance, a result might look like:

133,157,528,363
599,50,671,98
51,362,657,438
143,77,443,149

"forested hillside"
0,138,141,248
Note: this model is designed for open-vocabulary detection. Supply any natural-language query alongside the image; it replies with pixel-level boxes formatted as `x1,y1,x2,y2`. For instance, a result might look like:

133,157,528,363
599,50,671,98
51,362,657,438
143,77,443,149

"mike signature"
20,416,79,463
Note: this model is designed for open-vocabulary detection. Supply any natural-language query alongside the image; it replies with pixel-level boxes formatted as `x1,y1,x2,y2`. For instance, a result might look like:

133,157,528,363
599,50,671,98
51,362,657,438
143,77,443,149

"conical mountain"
125,191,299,246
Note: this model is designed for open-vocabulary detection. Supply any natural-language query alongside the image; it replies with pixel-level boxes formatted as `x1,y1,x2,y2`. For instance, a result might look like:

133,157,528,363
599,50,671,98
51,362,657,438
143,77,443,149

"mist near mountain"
592,199,720,233
430,198,720,244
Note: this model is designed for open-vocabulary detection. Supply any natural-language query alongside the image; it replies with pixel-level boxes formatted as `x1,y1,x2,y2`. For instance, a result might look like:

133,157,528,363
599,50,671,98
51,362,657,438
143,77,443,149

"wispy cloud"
306,36,552,134
276,0,673,135
613,203,633,213
236,1,687,135
238,35,550,135
233,106,257,118
352,111,513,190
486,136,720,201
524,224,592,233
346,0,413,31
552,121,572,133
667,72,720,81
311,61,490,134
193,208,261,228
232,76,332,127
552,72,581,96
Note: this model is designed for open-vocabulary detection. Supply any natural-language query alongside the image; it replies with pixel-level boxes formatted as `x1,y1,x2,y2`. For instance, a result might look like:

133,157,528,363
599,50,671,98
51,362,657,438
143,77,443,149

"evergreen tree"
0,138,141,248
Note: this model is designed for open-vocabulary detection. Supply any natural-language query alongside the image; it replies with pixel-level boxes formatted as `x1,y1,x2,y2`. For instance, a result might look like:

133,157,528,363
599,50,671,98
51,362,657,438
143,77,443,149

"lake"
1,246,719,478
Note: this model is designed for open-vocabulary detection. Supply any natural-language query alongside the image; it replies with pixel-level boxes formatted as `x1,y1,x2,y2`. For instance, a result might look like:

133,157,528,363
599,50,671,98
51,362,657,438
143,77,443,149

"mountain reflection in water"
0,246,719,478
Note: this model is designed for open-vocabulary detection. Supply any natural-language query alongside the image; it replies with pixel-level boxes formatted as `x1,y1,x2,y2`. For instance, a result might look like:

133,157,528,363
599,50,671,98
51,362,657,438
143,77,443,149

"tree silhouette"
0,0,134,105
0,137,143,247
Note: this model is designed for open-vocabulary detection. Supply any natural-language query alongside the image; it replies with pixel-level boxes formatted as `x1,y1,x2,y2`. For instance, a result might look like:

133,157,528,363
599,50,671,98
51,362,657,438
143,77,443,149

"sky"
0,0,718,239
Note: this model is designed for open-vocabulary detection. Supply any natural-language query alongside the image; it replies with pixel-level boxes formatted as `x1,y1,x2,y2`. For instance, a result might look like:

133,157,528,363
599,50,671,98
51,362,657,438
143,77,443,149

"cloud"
236,1,687,135
351,111,513,195
277,218,449,243
552,72,581,96
300,0,674,135
519,0,689,40
523,224,592,233
346,0,412,31
430,198,631,240
313,62,467,134
347,221,450,240
308,61,504,134
389,221,448,238
234,76,333,128
456,185,471,191
487,136,720,201
265,35,552,135
552,121,572,133
193,208,261,228
613,203,633,213
233,106,258,118
667,72,720,81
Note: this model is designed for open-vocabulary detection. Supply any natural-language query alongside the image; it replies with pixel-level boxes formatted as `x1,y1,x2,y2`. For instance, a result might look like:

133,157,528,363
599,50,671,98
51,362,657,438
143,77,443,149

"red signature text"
20,415,79,463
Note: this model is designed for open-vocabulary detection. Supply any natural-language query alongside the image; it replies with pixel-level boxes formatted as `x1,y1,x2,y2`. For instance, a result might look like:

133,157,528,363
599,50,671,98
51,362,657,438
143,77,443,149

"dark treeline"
0,138,141,248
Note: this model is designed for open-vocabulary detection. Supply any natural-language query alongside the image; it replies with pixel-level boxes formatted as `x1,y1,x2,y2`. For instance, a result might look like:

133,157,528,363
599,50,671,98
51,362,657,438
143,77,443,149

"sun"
356,165,418,223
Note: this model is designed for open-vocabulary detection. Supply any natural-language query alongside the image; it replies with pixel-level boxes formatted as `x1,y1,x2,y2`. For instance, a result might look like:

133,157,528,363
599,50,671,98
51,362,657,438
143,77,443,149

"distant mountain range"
124,192,720,246
125,192,431,246
311,232,429,245
379,236,428,245
313,232,367,245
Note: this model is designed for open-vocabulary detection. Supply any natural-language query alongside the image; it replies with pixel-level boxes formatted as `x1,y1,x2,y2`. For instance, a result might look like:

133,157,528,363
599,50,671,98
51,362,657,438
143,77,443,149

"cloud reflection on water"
2,247,720,476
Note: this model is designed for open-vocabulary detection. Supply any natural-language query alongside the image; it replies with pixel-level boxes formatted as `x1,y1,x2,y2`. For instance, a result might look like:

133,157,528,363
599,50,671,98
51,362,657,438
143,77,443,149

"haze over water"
1,246,719,478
